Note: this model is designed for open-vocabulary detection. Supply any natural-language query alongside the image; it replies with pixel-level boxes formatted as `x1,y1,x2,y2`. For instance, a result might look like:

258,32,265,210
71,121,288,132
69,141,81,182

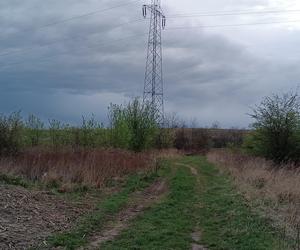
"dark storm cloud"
1,0,300,127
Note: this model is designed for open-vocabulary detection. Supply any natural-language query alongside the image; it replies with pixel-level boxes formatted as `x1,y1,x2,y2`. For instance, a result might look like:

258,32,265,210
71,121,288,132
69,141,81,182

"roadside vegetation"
190,156,283,250
208,149,300,249
47,170,162,249
245,92,300,163
2,92,300,249
101,157,287,250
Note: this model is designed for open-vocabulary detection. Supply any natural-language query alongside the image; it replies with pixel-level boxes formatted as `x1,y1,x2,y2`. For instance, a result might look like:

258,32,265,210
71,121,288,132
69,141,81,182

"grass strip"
184,156,283,250
46,170,162,250
101,160,198,250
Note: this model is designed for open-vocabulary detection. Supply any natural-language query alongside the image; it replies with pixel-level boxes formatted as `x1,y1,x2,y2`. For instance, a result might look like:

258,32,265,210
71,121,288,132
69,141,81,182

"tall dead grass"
0,147,160,188
207,149,300,242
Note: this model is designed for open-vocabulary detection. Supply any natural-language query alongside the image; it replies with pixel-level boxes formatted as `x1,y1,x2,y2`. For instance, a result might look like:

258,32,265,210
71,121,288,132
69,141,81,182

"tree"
246,92,300,163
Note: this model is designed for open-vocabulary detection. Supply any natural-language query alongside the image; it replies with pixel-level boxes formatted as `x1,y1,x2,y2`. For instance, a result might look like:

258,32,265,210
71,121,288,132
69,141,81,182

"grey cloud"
0,0,300,127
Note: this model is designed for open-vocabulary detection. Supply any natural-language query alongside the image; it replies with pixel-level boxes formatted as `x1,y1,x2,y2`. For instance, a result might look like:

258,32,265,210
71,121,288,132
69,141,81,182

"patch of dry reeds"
0,147,157,188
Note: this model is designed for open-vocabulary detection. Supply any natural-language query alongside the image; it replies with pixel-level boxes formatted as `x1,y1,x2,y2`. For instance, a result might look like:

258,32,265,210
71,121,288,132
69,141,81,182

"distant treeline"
0,99,247,156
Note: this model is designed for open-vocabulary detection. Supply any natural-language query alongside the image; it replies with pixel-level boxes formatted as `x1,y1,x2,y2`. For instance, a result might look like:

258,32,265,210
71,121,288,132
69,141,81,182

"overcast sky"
1,0,300,128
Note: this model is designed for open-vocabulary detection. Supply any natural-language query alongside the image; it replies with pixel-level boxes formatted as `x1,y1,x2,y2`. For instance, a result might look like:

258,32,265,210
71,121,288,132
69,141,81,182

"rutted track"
82,179,168,249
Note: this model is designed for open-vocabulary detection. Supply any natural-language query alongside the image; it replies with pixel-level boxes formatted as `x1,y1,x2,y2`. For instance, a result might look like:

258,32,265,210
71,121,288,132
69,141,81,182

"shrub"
109,99,159,152
25,114,44,146
155,128,175,149
174,128,210,152
246,92,300,163
0,112,23,156
174,128,188,150
211,129,245,148
79,115,101,148
108,104,132,149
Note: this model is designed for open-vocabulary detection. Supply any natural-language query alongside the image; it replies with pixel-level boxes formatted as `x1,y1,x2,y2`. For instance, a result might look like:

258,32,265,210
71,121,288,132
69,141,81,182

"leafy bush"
79,115,102,148
25,114,44,146
108,104,131,149
0,112,23,156
245,92,300,163
48,119,62,149
109,99,159,152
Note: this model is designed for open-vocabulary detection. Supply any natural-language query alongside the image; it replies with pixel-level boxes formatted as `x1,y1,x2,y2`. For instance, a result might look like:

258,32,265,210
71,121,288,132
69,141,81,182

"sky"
1,0,300,128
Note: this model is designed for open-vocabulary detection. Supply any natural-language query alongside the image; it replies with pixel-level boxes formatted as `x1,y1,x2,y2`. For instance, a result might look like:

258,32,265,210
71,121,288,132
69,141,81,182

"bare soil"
83,179,168,249
0,185,99,250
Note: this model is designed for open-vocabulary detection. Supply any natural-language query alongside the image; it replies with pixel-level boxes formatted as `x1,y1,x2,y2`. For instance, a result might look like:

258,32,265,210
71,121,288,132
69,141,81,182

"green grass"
101,156,285,250
101,160,198,250
0,173,31,188
46,170,162,250
0,172,93,199
183,156,281,250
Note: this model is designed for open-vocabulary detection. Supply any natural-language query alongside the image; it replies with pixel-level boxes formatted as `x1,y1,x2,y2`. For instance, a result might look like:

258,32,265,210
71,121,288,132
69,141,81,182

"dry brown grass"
207,149,300,239
0,147,163,188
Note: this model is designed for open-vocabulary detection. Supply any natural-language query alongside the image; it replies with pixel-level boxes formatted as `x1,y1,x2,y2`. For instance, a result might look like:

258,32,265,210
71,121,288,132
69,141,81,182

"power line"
0,18,145,58
1,7,298,59
169,8,300,16
0,32,148,71
2,18,300,70
2,4,297,41
165,19,300,30
168,9,300,18
0,0,140,41
1,19,299,70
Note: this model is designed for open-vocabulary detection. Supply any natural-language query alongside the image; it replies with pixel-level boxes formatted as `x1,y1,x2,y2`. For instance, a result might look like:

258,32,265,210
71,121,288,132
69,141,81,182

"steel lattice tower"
142,0,166,125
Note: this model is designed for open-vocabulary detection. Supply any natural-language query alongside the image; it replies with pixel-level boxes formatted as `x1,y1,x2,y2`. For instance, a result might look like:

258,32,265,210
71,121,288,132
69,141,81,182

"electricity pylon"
142,0,166,126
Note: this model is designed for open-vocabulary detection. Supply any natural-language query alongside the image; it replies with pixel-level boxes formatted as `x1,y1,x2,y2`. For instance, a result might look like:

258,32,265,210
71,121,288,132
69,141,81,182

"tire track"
81,179,168,250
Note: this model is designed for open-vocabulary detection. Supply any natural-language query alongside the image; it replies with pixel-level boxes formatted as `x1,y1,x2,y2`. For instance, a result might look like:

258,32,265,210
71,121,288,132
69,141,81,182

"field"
1,112,300,250
1,146,299,249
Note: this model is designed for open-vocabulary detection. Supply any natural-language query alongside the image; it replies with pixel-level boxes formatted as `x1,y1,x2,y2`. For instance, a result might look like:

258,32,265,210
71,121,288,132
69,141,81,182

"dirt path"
176,162,208,250
82,179,168,250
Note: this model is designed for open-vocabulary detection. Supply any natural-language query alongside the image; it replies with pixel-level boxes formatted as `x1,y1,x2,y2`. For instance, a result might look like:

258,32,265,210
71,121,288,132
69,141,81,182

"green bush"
25,114,44,146
48,119,62,148
79,115,102,148
0,100,161,153
109,99,159,152
245,92,300,163
108,104,132,149
0,112,23,156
